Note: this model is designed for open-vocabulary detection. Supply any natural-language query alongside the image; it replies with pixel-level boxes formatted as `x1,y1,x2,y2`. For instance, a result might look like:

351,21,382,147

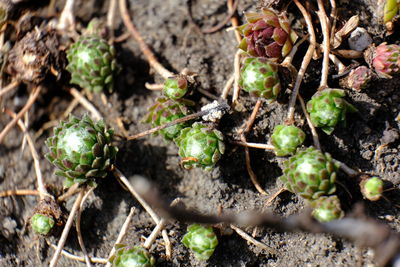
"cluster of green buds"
182,224,219,261
279,147,338,200
144,97,194,140
306,89,357,135
310,195,344,222
45,115,118,187
66,35,118,93
270,125,306,156
239,57,281,101
109,245,155,267
360,176,384,201
175,122,225,170
31,213,55,235
238,8,297,59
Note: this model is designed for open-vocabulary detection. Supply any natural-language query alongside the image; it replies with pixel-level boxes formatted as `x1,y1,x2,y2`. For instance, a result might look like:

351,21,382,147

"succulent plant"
109,245,155,267
340,66,373,91
163,75,190,100
383,0,399,26
238,8,297,59
270,125,306,156
306,89,357,135
279,147,339,200
239,57,281,101
364,43,400,78
30,213,55,235
175,122,225,170
182,224,218,261
45,115,118,188
360,177,384,201
310,195,344,222
66,35,118,93
144,97,194,140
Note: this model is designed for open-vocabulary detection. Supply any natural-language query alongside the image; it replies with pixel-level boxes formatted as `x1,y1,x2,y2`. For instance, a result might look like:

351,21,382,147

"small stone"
348,27,372,52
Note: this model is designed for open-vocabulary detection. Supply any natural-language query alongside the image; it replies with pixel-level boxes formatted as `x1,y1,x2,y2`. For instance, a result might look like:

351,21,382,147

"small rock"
348,27,372,51
1,217,17,241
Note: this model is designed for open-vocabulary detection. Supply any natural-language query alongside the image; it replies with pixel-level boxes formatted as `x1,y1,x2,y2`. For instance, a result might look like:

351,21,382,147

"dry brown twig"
297,94,321,150
0,189,40,197
105,207,136,267
286,0,316,124
48,242,108,264
76,187,95,267
0,85,42,144
231,49,242,106
316,0,331,90
119,0,173,79
49,189,85,267
0,80,19,98
230,224,277,255
68,88,102,121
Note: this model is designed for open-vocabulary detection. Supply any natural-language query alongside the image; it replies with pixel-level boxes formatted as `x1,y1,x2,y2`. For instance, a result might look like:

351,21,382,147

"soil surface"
1,0,400,266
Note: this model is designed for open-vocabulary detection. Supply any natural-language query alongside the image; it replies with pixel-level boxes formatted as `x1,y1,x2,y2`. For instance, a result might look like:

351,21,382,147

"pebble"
348,27,372,51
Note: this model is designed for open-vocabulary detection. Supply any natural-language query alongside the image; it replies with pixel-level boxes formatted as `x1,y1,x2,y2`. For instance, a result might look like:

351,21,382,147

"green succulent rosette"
163,75,190,100
239,57,281,101
271,125,306,156
310,195,344,222
175,122,225,170
360,176,384,201
144,97,194,140
279,147,339,200
30,214,55,235
306,89,357,135
45,115,118,187
182,224,218,261
66,35,118,93
109,245,155,267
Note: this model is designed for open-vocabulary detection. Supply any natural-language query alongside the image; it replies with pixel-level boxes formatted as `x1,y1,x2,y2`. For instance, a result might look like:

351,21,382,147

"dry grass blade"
69,88,102,121
316,0,331,90
49,189,85,267
119,0,174,79
105,207,136,267
0,85,42,144
0,189,40,197
48,242,108,264
297,94,320,150
230,224,277,255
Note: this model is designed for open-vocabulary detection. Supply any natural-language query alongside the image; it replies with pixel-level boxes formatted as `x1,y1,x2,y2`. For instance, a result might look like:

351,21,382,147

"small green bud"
279,147,339,200
163,75,189,100
30,214,55,235
66,35,119,93
360,177,384,201
306,89,357,135
175,122,225,170
271,125,306,156
182,224,218,261
311,195,344,222
109,245,155,267
239,57,281,101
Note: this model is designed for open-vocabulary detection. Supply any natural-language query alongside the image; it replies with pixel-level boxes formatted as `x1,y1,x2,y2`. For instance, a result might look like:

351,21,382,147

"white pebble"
348,27,372,51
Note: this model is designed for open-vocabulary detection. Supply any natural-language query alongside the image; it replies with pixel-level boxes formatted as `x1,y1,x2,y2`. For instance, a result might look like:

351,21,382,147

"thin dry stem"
221,74,235,99
231,50,242,106
197,88,219,100
264,187,286,208
0,189,40,197
48,243,108,264
144,219,166,249
119,0,174,79
329,54,346,74
281,34,309,66
230,224,277,255
107,0,117,38
4,109,50,200
232,141,275,151
298,94,321,150
0,86,41,144
145,82,164,90
69,88,102,121
287,0,316,124
316,0,331,90
57,0,76,31
228,0,242,43
329,0,337,45
239,100,268,195
49,189,85,267
0,80,19,98
76,188,95,267
57,183,80,202
332,159,359,177
105,207,136,267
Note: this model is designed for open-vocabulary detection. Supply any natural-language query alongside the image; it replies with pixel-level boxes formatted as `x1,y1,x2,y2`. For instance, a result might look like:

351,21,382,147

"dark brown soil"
1,0,399,266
